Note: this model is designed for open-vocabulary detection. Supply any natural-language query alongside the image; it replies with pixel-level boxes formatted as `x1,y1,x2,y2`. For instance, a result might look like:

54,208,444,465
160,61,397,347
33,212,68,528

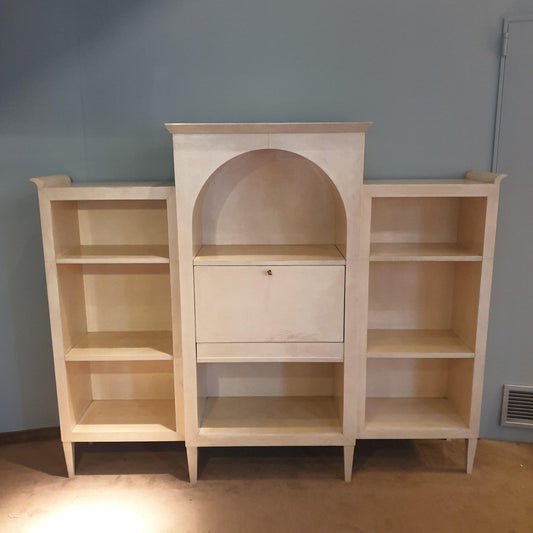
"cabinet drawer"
194,265,345,342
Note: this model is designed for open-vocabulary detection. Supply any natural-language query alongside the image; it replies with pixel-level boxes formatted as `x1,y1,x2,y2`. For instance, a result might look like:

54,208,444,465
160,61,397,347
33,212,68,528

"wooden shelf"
56,245,170,264
65,331,173,361
71,399,177,441
364,398,470,438
194,244,345,265
200,396,342,435
367,329,474,358
369,243,482,262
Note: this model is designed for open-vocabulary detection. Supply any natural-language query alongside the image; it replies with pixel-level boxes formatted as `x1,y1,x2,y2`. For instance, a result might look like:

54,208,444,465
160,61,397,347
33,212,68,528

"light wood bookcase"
31,176,184,476
32,124,506,480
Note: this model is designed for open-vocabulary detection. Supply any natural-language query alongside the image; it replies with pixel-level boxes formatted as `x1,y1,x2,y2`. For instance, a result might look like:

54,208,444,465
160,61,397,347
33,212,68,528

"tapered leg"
186,446,198,484
466,438,478,474
62,441,75,478
344,444,355,482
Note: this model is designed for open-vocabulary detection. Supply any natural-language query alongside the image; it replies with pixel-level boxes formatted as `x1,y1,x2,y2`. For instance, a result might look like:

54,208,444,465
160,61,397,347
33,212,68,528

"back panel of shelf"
364,357,473,437
57,263,173,359
196,362,344,436
368,261,482,353
370,196,487,259
65,360,177,441
195,149,345,248
51,199,169,262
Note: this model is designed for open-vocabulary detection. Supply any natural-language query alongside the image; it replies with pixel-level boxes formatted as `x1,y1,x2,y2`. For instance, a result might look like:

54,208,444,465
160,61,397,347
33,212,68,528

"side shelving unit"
359,172,507,472
31,175,184,476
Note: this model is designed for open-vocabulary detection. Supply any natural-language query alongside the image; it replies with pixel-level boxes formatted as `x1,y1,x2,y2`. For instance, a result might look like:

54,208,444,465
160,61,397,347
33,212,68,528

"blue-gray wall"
1,0,531,441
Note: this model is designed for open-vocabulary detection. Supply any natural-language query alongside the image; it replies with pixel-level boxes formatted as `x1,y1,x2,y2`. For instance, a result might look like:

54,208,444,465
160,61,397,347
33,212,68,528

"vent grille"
501,385,533,428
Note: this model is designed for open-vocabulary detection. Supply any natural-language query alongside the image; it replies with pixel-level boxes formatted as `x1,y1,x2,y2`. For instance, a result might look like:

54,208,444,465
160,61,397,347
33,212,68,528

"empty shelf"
194,245,345,265
65,331,173,361
367,329,474,357
200,396,342,435
364,398,470,438
71,399,177,441
370,243,482,261
57,245,170,263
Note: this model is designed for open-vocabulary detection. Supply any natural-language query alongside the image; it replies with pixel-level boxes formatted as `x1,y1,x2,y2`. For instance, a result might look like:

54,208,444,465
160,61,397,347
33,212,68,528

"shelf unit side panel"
51,201,81,257
451,262,482,351
58,265,89,352
447,358,474,426
66,361,93,426
166,193,185,438
457,197,487,256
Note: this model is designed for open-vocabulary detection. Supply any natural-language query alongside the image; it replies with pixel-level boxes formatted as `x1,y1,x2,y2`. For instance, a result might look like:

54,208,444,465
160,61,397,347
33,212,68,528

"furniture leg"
187,446,198,483
344,444,355,482
62,441,75,478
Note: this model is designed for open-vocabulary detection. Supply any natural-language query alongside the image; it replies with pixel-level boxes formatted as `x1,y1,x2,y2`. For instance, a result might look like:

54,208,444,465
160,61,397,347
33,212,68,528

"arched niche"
192,149,347,252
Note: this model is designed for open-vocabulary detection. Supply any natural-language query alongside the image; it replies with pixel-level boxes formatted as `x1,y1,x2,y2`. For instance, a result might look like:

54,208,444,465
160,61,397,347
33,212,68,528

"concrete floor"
0,438,531,533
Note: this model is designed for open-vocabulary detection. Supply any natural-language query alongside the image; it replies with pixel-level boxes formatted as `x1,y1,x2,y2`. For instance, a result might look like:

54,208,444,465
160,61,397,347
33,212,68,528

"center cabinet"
167,123,372,481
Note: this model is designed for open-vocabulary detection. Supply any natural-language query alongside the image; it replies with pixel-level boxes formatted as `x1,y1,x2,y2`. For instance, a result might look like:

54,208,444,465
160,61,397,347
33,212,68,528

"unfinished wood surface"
186,446,198,484
32,178,183,476
57,264,88,354
165,122,372,134
447,358,474,426
76,200,168,244
466,438,478,473
65,331,173,361
196,342,343,363
363,178,495,197
171,126,367,461
71,399,177,441
344,444,355,482
366,358,450,398
452,262,482,358
371,197,459,244
367,329,474,357
369,243,482,261
41,183,173,201
30,174,72,188
194,244,345,265
368,262,456,330
65,361,92,433
197,362,338,398
82,264,172,332
88,360,174,400
200,396,342,433
197,150,341,246
62,442,75,477
194,265,345,343
56,245,170,263
364,398,470,438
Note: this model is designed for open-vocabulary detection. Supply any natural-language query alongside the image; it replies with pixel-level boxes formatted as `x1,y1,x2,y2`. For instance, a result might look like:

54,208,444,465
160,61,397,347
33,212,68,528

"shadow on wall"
0,187,58,429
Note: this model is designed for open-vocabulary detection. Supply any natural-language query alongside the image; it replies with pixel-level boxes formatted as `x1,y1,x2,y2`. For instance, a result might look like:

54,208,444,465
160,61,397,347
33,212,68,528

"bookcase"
166,122,371,482
358,176,506,473
31,176,184,476
32,125,506,480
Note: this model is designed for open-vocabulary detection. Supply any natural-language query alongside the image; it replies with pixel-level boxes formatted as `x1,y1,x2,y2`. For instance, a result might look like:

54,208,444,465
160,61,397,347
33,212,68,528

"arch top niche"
167,122,371,259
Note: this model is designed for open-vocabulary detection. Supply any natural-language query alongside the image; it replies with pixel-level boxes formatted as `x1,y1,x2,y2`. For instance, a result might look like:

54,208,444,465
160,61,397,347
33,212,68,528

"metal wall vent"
501,385,533,428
